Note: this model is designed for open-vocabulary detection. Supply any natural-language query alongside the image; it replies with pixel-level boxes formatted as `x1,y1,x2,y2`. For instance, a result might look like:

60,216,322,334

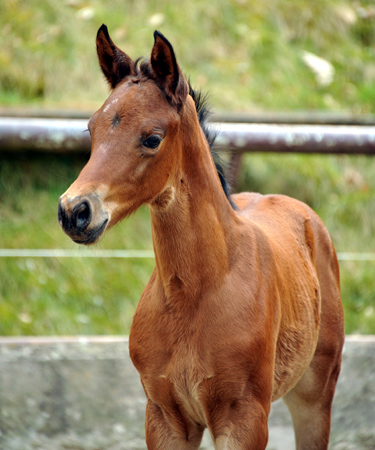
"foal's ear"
96,24,134,89
150,31,188,109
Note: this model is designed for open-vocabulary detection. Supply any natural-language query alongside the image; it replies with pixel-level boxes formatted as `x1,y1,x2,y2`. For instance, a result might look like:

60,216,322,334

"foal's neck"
150,99,237,303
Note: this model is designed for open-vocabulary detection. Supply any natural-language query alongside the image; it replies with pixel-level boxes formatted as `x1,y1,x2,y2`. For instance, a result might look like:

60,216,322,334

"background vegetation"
1,0,375,335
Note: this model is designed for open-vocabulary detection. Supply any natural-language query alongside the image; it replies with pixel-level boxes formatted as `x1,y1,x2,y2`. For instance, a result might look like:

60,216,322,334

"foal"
58,25,345,450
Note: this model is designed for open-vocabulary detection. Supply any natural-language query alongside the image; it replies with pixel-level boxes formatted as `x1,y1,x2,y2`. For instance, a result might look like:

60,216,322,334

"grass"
0,257,153,335
1,0,375,113
1,0,375,335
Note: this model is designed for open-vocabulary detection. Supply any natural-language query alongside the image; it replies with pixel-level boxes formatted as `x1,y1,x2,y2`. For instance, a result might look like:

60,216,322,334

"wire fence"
0,249,374,261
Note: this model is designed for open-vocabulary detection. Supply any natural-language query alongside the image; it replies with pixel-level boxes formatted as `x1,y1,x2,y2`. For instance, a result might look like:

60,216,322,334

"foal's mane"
188,86,235,209
133,59,235,209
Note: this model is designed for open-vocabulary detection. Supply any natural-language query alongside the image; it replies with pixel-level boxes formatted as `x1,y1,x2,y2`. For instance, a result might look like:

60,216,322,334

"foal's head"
58,26,192,244
58,26,228,245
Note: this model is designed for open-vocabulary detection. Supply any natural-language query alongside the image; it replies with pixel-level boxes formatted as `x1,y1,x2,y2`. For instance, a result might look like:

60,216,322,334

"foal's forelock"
129,59,186,112
132,58,153,80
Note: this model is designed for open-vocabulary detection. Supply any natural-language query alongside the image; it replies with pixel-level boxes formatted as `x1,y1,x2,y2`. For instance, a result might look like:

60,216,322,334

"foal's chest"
132,333,211,425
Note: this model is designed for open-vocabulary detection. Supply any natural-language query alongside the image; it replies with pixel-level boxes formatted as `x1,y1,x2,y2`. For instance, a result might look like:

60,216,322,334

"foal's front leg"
145,400,204,450
209,397,270,450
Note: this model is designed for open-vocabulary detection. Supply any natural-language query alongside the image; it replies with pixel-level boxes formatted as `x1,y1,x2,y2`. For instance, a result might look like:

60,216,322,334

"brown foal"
58,25,345,450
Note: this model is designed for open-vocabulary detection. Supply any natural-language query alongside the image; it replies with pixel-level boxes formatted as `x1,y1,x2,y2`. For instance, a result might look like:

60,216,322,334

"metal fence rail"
2,117,375,155
2,108,375,124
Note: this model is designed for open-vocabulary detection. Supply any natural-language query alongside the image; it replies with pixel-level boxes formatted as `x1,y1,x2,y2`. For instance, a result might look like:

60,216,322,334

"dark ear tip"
97,24,109,39
153,30,166,42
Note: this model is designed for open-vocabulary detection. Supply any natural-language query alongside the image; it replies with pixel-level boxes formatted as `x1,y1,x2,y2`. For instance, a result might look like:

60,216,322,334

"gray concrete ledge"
0,336,374,450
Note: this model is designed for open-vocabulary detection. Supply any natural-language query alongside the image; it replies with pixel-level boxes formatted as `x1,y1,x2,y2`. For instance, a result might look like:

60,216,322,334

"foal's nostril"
74,201,92,230
58,198,95,235
58,202,63,226
58,200,69,229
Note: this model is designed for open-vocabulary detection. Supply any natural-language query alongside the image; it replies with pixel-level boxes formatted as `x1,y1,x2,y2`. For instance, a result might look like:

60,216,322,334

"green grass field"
2,0,375,113
1,0,375,335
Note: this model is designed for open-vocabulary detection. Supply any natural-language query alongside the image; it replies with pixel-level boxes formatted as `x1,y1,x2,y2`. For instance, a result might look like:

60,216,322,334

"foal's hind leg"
283,349,342,450
145,400,204,450
283,293,344,449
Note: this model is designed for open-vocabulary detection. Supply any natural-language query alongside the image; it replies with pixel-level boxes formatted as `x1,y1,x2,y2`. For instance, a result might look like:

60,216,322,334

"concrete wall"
0,335,374,450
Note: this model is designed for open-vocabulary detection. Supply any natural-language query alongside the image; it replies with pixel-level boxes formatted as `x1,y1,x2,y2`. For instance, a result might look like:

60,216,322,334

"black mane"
188,84,236,209
133,59,235,209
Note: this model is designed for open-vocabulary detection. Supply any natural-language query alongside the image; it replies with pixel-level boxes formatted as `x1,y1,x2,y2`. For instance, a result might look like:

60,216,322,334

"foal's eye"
143,135,162,149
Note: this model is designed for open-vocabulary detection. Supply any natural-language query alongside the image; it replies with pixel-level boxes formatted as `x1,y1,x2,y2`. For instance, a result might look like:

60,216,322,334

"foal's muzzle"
58,194,109,245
